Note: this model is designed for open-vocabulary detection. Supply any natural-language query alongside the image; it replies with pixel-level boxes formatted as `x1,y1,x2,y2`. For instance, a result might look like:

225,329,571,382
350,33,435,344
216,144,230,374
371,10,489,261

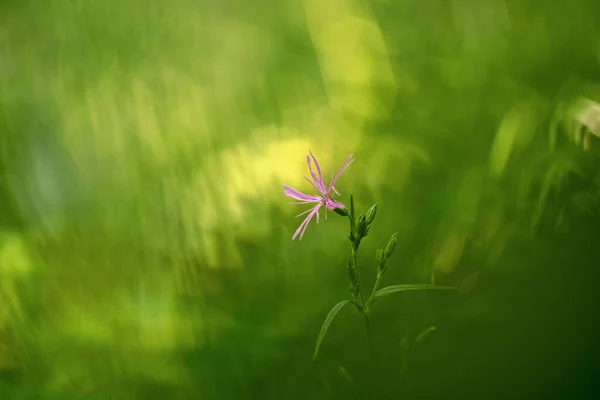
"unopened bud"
384,232,398,259
356,215,368,238
346,262,361,297
376,247,384,265
365,203,378,226
376,247,387,277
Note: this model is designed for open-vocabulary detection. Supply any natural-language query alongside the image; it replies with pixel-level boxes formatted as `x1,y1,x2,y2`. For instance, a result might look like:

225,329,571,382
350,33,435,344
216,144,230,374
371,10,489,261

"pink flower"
283,152,354,240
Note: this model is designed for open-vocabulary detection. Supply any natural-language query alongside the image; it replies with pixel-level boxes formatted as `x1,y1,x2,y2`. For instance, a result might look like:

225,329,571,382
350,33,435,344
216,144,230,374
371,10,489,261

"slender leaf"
338,365,355,385
313,300,352,360
413,326,437,349
371,284,455,306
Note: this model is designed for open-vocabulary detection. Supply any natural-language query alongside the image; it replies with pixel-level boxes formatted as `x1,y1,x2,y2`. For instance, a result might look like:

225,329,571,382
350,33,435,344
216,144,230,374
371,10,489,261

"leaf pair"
400,326,437,377
313,285,454,360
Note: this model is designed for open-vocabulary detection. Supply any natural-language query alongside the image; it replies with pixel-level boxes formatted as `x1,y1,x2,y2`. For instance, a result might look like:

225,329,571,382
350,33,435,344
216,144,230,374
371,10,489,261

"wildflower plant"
282,152,354,240
282,152,455,361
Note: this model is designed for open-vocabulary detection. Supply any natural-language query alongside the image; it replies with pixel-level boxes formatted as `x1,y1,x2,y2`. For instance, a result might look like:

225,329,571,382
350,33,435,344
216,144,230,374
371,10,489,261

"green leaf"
413,326,436,349
313,300,352,360
338,365,355,385
371,284,455,306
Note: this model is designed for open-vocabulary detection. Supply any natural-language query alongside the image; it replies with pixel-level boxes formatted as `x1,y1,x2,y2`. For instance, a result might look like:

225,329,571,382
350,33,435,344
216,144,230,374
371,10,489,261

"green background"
1,0,600,398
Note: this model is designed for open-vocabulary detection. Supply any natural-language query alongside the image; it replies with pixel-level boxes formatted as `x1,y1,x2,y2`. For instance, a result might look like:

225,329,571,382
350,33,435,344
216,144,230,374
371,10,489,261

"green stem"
363,313,372,363
347,213,371,362
367,275,383,309
351,244,366,307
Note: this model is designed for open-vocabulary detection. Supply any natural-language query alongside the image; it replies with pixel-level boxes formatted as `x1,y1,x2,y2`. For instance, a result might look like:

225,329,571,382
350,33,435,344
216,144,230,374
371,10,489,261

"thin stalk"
367,274,383,309
348,213,372,363
363,313,372,363
347,213,356,242
351,245,365,307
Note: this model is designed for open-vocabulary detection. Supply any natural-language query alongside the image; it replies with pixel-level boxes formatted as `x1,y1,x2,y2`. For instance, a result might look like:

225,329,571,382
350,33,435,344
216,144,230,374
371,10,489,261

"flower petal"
292,203,322,240
304,176,319,192
327,154,354,194
295,207,315,218
325,198,345,210
293,209,315,240
308,151,326,194
306,155,321,192
282,185,321,202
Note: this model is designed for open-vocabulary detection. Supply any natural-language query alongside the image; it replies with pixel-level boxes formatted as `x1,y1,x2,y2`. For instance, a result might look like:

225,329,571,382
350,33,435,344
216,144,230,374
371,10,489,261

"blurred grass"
1,0,600,398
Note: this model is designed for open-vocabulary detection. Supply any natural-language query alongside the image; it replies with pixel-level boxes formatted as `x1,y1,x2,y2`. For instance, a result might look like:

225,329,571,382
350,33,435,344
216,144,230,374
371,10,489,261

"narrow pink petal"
304,176,319,192
327,154,354,194
295,207,314,218
292,204,322,240
325,198,345,210
308,151,326,193
292,221,308,241
292,208,315,240
306,155,322,193
302,204,322,238
282,185,321,202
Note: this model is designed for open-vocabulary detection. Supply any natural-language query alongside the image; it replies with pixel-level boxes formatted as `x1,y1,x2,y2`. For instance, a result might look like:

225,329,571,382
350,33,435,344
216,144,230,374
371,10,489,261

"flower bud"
365,203,378,226
376,247,384,265
376,246,387,277
356,215,368,238
384,232,398,259
346,262,361,297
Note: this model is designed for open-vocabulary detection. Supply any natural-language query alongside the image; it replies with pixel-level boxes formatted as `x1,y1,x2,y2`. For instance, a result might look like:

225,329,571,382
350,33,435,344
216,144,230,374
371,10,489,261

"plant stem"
367,275,382,308
351,245,365,307
347,213,356,242
363,313,372,363
347,213,372,363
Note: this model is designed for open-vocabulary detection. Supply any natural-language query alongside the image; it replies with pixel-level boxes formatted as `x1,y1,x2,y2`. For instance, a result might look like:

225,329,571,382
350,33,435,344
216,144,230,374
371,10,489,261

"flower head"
282,151,354,240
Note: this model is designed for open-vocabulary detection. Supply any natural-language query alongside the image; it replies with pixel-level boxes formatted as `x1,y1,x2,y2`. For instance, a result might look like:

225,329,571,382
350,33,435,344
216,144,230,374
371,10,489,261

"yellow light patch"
304,0,398,122
0,234,33,278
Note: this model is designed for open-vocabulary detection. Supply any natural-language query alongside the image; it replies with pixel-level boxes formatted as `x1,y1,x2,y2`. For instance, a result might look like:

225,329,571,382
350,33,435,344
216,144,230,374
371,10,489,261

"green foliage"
313,198,454,368
313,300,354,360
1,0,600,397
337,365,355,386
399,326,437,378
413,326,437,350
369,285,455,307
